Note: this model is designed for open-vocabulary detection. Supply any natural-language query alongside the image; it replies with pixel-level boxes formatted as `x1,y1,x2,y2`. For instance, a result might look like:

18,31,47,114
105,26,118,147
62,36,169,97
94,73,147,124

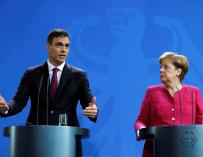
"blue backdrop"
1,0,203,157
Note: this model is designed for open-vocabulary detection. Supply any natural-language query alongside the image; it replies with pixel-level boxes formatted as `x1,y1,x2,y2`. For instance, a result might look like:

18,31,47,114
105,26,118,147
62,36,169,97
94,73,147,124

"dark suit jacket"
2,62,96,125
1,62,97,156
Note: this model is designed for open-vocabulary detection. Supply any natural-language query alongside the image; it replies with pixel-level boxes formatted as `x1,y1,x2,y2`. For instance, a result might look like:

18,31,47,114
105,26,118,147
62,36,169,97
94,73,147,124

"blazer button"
171,108,175,112
172,117,175,121
50,110,54,114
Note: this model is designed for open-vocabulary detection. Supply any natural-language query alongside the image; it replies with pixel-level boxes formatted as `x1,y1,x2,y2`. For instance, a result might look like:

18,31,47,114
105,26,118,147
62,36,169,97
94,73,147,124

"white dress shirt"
47,60,66,84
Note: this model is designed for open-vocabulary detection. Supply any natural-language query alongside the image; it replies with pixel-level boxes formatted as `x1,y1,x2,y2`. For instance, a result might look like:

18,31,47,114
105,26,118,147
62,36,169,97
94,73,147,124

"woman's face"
160,58,181,84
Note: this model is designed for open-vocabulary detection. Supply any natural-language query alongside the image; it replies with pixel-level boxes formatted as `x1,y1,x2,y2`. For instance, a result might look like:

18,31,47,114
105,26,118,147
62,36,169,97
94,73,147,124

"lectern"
3,125,89,157
139,125,203,157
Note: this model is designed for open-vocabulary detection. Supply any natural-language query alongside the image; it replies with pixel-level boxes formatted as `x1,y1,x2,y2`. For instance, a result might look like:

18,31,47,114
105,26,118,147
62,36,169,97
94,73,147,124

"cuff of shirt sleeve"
3,110,8,114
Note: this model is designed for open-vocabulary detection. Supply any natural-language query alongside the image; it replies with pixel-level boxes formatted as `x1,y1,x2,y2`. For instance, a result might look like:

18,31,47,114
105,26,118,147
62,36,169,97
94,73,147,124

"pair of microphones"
36,75,49,125
176,86,194,125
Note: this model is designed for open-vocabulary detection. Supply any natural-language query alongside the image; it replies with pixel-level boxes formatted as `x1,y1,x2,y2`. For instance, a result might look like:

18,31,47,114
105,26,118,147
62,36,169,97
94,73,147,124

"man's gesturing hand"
83,97,98,118
0,95,9,113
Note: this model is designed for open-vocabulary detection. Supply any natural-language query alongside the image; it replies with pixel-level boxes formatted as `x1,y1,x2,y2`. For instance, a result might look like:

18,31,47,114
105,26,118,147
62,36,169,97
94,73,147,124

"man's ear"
47,43,50,49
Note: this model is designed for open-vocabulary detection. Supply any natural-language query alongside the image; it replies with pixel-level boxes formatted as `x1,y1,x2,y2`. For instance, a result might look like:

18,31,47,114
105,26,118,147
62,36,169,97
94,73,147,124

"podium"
139,125,203,157
3,125,89,157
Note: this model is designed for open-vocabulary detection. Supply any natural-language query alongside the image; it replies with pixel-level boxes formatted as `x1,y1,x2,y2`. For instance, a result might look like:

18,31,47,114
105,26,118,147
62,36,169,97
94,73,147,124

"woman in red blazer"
135,52,203,157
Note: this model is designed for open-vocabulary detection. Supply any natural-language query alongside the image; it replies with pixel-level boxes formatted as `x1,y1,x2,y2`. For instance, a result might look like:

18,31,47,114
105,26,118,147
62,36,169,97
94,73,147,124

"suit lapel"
39,62,51,100
53,64,72,103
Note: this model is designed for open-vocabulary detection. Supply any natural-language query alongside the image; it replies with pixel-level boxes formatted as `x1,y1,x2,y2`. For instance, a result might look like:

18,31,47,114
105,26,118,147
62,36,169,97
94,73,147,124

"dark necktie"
51,68,59,98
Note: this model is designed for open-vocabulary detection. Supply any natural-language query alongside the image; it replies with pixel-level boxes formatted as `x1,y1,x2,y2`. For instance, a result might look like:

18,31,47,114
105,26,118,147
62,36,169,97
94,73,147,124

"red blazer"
135,84,203,157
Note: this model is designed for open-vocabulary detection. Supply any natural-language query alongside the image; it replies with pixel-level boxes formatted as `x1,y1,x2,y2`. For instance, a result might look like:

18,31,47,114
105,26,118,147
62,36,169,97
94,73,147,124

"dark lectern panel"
3,125,89,157
139,125,203,157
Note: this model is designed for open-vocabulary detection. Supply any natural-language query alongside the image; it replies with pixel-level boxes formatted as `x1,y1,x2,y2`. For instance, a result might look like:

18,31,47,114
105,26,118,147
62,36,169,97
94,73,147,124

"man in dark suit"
0,29,98,156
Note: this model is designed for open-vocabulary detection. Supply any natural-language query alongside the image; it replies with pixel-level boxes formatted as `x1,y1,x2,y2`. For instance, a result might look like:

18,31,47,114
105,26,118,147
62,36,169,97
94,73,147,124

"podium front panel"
139,125,203,157
3,125,89,157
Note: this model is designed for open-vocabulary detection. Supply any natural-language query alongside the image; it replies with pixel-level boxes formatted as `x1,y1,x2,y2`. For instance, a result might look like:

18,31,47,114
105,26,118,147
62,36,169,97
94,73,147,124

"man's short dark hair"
47,29,70,44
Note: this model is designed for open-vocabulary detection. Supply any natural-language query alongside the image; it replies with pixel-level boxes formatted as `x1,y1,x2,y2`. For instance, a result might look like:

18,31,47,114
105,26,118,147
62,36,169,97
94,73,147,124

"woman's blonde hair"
159,51,189,81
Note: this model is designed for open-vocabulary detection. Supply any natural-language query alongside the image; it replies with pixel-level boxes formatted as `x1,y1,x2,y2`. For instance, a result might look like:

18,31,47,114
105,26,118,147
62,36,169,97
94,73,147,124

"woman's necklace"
165,84,182,97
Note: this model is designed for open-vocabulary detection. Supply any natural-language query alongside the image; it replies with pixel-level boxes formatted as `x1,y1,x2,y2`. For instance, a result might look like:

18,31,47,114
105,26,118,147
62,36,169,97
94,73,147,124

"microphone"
176,86,182,126
46,76,49,125
37,75,43,125
189,86,194,125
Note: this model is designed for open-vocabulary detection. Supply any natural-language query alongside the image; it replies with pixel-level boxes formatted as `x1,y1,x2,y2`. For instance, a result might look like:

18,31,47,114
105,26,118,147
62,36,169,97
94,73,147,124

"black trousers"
76,136,82,157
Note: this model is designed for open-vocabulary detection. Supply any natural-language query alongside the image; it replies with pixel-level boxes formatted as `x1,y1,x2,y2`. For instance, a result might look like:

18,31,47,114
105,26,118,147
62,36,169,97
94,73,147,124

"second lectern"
139,125,203,157
3,125,89,157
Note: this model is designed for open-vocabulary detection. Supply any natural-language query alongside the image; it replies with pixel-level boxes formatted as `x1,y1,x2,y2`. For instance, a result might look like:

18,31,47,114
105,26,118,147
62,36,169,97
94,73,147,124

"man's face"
47,36,70,66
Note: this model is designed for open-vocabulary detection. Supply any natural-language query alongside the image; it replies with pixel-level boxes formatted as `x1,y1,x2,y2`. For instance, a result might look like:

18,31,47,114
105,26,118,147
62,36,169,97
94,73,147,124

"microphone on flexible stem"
176,86,182,126
37,75,43,125
46,76,49,125
189,86,194,125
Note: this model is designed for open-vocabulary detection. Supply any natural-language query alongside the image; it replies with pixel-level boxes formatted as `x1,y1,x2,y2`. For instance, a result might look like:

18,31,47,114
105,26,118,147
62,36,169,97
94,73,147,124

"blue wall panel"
1,0,203,156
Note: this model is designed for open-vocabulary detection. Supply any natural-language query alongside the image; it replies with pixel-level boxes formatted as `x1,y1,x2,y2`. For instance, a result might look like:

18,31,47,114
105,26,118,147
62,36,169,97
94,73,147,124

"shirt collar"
47,60,66,72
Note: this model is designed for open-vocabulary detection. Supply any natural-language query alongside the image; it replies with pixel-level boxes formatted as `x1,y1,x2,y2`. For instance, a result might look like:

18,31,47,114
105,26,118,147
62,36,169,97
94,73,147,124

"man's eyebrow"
55,42,69,45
